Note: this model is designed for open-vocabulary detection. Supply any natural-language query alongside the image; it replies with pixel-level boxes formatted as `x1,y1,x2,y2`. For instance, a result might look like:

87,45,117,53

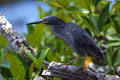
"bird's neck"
51,24,66,38
53,22,65,28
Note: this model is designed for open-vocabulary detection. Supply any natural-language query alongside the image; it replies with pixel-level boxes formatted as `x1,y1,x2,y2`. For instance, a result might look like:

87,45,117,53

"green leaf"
98,3,109,31
0,67,12,79
107,67,115,75
90,0,100,9
112,1,120,14
106,42,120,47
25,50,36,62
35,58,42,69
45,0,64,8
27,25,34,34
26,24,45,47
113,21,120,34
10,56,26,80
0,34,8,46
106,27,116,36
38,6,46,18
29,62,34,79
35,48,49,69
105,48,112,67
89,14,100,32
108,37,120,41
112,48,120,67
40,48,50,62
16,53,28,71
54,39,61,53
38,0,45,1
81,16,100,36
109,16,120,34
74,0,90,11
102,23,111,35
0,48,9,68
66,6,89,14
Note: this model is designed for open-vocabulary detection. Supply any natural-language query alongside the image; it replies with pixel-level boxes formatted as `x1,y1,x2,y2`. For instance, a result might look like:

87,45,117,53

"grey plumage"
27,16,103,61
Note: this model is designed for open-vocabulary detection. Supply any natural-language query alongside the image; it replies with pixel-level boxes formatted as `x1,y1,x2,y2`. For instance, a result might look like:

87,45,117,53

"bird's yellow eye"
45,19,48,21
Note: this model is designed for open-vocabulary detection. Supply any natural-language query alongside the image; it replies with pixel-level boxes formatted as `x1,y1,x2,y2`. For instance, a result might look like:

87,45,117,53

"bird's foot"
73,67,87,74
58,63,71,71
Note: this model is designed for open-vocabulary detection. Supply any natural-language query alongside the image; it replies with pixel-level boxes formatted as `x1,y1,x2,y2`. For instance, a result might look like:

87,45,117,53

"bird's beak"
27,19,44,25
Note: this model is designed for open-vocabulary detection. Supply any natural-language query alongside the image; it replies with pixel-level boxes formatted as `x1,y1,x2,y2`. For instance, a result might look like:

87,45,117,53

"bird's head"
27,16,65,25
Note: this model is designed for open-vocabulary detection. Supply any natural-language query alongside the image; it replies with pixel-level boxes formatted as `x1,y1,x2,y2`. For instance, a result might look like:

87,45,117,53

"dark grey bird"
27,16,103,69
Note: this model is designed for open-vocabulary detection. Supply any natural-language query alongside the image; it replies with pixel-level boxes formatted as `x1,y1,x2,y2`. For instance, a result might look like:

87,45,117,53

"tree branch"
0,13,36,65
42,61,120,80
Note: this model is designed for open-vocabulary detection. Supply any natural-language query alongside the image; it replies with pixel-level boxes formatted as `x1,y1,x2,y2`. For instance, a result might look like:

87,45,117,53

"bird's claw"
58,63,70,71
73,67,87,74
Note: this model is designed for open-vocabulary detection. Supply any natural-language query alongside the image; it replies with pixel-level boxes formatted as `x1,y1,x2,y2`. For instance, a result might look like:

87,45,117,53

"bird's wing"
67,23,103,61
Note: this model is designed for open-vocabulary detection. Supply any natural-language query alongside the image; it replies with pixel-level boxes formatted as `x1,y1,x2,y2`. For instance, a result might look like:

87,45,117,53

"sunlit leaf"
112,1,120,14
10,56,26,80
108,37,120,41
74,0,90,10
25,50,36,62
0,34,8,46
45,0,64,8
67,6,89,14
40,48,50,62
106,42,120,47
38,6,46,18
29,62,34,79
35,58,42,69
26,24,45,47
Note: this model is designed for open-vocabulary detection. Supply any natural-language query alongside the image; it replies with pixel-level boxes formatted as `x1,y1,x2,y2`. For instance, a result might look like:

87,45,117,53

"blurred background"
0,0,120,80
0,0,50,33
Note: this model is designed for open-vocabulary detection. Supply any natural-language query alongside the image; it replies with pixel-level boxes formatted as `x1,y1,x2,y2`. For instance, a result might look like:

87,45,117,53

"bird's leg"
60,56,81,70
67,56,81,65
74,55,87,73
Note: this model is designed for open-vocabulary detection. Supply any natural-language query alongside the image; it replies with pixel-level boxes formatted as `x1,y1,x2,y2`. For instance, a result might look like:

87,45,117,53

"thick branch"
42,61,120,80
0,13,36,64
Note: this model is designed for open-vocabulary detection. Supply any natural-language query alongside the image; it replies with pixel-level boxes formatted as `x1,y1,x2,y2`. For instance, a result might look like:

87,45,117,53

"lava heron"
27,16,103,69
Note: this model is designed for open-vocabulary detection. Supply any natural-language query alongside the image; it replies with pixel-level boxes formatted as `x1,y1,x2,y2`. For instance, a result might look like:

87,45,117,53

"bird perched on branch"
27,16,103,70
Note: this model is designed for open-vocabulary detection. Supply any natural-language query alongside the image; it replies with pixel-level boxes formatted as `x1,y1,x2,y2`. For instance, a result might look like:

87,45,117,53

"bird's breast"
51,28,80,54
51,28,72,41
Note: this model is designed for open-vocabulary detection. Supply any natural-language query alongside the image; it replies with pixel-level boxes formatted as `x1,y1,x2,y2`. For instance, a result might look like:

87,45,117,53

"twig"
68,13,78,22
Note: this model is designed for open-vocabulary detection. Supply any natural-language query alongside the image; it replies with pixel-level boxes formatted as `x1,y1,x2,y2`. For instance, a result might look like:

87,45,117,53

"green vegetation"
0,0,120,80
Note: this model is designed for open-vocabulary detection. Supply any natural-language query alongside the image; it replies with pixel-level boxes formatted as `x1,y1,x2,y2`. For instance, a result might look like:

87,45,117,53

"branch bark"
0,13,120,80
42,61,120,80
0,13,36,65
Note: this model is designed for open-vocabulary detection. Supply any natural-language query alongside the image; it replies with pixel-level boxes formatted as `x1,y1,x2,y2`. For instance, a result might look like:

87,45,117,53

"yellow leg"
74,55,87,73
60,56,81,70
67,56,81,65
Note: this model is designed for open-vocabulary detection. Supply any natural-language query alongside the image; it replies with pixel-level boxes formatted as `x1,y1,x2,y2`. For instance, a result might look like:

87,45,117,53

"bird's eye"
45,19,48,21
